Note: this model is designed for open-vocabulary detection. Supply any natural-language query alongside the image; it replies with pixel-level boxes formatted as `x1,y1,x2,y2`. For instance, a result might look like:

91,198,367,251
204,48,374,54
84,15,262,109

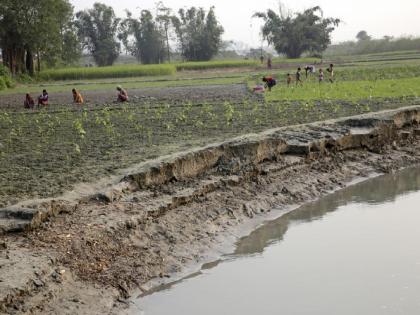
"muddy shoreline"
1,106,420,314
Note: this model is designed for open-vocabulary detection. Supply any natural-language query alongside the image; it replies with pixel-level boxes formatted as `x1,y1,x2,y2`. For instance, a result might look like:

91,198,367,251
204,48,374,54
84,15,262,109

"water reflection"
234,166,420,256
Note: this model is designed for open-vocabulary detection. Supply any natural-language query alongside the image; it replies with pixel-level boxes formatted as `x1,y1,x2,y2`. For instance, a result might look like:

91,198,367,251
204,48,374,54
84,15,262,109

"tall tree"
254,6,340,58
356,30,371,41
0,0,76,75
120,10,166,64
172,7,224,61
156,2,173,62
75,3,121,66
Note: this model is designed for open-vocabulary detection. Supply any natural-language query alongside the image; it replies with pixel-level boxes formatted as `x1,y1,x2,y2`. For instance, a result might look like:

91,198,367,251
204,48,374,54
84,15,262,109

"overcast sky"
71,0,420,47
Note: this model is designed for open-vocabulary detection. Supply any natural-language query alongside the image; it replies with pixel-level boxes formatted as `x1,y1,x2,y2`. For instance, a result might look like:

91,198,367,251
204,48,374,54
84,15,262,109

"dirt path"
1,107,420,314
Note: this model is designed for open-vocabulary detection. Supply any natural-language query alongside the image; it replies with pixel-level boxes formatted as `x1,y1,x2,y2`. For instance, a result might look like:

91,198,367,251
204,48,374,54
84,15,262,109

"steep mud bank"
1,106,420,314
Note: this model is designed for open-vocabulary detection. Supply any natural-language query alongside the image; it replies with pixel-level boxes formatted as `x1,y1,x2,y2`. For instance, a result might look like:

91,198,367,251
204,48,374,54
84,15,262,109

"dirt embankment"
1,106,420,314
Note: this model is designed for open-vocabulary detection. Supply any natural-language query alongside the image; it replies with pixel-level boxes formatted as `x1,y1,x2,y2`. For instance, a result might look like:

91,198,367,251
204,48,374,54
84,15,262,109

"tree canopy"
119,10,166,64
0,0,79,75
75,3,121,67
254,6,340,58
171,7,224,61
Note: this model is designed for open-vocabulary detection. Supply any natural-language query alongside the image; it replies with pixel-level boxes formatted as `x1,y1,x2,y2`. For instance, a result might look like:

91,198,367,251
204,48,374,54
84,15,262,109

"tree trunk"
26,49,34,76
37,50,41,73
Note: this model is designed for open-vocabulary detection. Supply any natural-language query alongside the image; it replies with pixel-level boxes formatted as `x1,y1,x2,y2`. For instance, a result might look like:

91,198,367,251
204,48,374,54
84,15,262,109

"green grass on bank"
175,60,258,71
263,77,420,102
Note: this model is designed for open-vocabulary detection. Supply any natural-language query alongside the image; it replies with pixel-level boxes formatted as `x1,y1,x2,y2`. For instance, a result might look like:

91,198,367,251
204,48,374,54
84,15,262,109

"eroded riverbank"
133,166,420,315
1,106,420,314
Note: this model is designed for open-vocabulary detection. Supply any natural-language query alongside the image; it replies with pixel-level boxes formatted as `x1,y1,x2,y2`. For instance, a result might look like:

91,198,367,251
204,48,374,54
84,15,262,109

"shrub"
0,77,6,90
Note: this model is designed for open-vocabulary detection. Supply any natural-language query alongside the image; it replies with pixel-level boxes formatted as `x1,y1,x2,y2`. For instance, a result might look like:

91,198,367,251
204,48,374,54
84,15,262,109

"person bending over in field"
24,93,35,109
72,88,84,104
296,67,303,86
287,73,292,87
116,86,128,102
304,65,315,78
262,76,276,92
38,89,49,107
326,64,334,83
319,68,324,83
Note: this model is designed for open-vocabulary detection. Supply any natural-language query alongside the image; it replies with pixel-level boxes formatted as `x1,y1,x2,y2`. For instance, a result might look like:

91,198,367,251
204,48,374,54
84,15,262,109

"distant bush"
38,64,177,81
0,65,14,90
175,60,258,71
325,36,420,56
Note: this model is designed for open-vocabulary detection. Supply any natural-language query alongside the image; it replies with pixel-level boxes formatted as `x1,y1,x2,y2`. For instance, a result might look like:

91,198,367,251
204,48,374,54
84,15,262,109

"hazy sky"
71,0,420,47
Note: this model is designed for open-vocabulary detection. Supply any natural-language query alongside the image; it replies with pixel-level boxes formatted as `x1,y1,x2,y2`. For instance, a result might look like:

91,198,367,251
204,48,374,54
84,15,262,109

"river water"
131,167,420,315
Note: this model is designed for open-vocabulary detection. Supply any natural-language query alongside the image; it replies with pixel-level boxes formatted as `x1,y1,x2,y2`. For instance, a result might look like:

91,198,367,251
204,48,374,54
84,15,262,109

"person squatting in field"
38,89,49,107
262,76,277,91
116,86,128,102
24,93,35,109
72,88,84,104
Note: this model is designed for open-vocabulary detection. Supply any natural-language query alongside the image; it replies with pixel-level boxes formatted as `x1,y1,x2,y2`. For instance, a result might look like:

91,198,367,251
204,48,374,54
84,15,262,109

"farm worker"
72,88,84,104
304,65,316,78
296,67,303,86
327,64,334,83
38,89,49,107
262,76,276,92
24,93,35,109
319,68,324,83
267,57,272,69
260,55,264,64
116,86,128,102
287,73,292,87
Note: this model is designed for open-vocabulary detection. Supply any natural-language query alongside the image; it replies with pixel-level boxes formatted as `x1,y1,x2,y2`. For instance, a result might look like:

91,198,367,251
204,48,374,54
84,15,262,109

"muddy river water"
130,167,420,315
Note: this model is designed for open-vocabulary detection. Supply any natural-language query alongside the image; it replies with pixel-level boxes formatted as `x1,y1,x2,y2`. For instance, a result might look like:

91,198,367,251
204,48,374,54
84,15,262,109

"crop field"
1,53,419,206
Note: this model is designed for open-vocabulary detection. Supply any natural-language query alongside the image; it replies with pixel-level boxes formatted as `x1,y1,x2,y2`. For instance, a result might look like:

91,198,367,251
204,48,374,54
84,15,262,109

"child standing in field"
296,67,303,86
24,93,35,109
72,89,84,104
319,68,324,83
267,57,272,69
116,86,128,102
327,64,334,83
38,89,49,107
287,73,292,87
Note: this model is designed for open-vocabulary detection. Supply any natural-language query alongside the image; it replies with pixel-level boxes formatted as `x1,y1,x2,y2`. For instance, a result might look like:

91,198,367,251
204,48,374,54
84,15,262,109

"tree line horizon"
1,1,419,77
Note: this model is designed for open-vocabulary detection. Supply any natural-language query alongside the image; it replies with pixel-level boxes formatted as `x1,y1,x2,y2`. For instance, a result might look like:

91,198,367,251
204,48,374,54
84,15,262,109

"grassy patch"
175,60,258,71
263,77,420,102
39,64,177,81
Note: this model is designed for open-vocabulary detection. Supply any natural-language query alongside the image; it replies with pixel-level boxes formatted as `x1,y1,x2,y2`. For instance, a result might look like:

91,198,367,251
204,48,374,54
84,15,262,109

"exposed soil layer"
1,106,420,314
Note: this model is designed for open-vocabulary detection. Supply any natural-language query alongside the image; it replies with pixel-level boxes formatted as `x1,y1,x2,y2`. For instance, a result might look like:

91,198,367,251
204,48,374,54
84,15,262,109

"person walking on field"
327,64,334,83
72,89,84,104
296,67,303,86
116,86,128,102
319,68,324,83
267,57,272,69
262,76,276,92
38,89,49,107
24,93,35,109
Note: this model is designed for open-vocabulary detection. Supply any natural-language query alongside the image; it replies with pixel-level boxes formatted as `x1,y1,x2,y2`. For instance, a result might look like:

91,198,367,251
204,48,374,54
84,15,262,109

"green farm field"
1,52,420,206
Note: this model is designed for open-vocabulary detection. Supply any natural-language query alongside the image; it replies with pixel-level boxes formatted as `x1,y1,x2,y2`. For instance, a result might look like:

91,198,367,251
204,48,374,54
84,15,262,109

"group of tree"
254,6,340,58
0,0,80,75
1,1,347,76
326,31,420,56
0,1,225,75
